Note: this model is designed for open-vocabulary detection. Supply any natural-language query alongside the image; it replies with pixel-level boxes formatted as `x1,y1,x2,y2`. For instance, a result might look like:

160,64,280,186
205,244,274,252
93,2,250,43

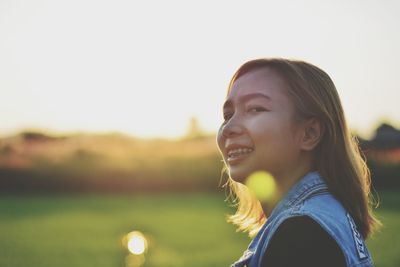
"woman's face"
217,68,304,182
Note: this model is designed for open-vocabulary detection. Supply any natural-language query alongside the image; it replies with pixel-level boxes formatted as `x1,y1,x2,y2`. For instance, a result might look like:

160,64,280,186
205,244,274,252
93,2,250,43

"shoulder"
260,215,347,267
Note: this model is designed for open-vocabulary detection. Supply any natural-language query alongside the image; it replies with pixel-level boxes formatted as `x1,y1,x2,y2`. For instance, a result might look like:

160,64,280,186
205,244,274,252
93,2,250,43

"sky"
1,0,399,139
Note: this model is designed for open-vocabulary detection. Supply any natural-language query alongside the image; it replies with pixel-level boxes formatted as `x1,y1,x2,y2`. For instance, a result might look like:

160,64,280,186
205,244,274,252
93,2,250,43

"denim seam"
287,184,328,207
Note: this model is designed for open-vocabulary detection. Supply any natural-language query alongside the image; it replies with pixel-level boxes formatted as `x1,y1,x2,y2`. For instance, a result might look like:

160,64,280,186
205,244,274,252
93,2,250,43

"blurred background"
0,0,399,266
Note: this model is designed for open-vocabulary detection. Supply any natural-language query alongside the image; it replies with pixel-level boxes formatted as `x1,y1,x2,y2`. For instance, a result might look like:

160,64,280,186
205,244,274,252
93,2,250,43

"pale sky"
1,0,399,139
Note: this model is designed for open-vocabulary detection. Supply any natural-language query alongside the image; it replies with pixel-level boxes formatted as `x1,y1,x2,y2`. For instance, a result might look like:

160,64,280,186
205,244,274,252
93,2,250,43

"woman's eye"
223,112,233,121
248,106,267,112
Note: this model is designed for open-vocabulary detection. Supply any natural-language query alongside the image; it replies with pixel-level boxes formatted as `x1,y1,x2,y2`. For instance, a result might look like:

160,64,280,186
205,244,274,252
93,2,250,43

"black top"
260,216,347,267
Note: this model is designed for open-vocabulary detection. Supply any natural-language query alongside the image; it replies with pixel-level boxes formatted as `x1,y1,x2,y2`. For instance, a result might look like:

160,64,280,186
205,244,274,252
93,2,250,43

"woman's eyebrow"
223,93,271,109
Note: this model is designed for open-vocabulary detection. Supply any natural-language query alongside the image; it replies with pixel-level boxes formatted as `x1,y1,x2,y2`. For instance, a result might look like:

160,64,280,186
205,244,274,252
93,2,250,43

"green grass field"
0,191,399,267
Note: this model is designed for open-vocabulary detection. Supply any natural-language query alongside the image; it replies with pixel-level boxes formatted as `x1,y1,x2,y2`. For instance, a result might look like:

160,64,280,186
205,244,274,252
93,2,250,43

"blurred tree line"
358,123,400,189
0,122,399,194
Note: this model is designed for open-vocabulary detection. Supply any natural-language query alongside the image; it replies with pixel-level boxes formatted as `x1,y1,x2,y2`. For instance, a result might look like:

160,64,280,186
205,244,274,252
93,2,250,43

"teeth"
228,147,253,158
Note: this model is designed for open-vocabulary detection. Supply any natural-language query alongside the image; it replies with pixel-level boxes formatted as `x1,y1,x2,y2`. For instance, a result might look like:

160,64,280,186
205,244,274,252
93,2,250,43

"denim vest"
231,171,374,267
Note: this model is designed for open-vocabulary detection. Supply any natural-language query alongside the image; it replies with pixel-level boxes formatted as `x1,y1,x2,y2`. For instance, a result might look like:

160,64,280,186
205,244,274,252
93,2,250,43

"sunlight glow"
1,1,399,138
125,231,148,255
245,171,277,202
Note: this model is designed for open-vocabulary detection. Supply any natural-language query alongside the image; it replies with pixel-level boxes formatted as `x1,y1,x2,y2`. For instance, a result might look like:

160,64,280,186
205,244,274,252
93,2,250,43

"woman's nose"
221,118,244,138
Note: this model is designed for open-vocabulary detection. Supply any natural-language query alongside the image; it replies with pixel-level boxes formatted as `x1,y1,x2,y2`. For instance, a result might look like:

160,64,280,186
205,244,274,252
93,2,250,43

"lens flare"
245,171,277,201
124,231,148,255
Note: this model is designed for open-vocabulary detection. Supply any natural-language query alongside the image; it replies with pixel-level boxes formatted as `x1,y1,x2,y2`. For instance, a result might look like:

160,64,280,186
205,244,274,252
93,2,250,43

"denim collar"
271,170,327,217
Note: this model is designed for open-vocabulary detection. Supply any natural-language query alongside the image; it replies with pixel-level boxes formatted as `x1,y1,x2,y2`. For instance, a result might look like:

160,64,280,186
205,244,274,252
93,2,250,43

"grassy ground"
0,191,398,267
366,191,400,267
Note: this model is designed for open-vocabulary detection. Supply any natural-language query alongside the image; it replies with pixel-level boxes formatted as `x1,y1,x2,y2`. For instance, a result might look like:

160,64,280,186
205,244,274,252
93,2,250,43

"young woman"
216,58,381,267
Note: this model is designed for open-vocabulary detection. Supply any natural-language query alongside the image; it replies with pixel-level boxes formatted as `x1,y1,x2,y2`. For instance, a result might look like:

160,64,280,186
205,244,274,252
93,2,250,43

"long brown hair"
223,58,381,239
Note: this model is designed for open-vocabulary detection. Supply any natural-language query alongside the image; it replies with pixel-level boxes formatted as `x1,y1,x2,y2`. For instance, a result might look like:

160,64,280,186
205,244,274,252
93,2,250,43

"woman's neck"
261,158,314,217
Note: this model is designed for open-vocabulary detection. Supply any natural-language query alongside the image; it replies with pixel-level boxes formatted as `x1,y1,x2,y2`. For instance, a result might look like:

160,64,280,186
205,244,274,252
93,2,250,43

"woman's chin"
228,169,250,184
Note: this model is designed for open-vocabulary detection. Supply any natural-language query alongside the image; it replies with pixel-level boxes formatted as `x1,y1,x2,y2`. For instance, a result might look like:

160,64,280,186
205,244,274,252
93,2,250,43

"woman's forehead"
227,68,290,102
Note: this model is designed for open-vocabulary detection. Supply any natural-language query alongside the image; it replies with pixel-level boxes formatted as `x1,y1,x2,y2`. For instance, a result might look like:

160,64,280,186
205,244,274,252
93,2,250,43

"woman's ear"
300,118,324,151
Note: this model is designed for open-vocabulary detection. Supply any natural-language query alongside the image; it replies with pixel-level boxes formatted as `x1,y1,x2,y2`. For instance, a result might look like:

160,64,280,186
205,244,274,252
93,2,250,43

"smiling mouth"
227,148,254,164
